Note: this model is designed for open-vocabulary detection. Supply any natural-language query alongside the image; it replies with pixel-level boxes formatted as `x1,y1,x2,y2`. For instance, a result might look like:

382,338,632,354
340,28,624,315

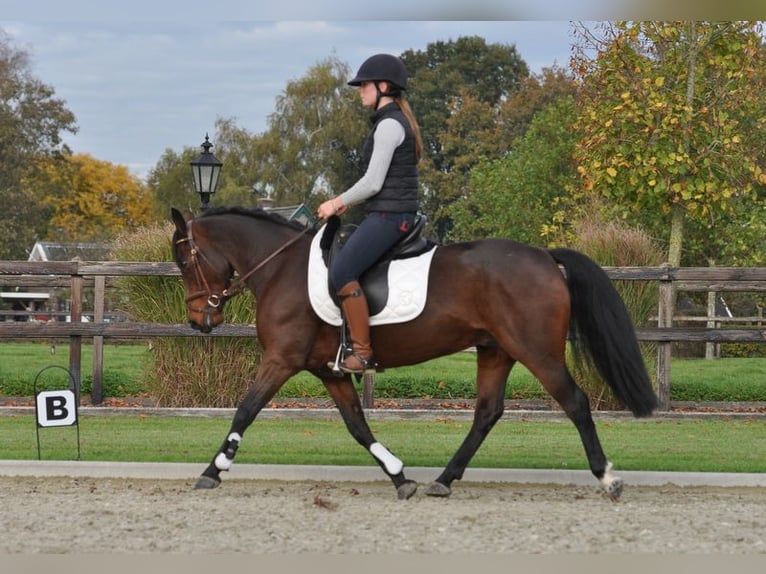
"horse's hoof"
424,481,451,497
599,462,623,501
604,477,624,502
397,480,418,500
194,475,221,490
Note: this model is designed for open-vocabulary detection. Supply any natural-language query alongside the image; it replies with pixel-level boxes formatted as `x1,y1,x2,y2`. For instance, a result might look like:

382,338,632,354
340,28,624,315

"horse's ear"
171,207,188,233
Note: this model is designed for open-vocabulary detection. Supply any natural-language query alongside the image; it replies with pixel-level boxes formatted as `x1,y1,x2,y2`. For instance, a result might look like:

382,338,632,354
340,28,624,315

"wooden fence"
1,260,765,410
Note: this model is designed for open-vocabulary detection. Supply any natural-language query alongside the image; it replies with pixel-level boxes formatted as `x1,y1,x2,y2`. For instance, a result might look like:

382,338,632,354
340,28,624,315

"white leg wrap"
369,442,404,475
600,461,618,489
214,452,232,471
214,432,242,471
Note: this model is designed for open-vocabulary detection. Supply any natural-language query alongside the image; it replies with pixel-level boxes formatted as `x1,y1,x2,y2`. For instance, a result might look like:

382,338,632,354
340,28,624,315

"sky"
0,20,580,180
2,0,757,181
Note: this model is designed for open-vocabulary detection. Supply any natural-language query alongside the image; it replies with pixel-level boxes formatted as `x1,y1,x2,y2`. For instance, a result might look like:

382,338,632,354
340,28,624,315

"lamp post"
190,134,222,210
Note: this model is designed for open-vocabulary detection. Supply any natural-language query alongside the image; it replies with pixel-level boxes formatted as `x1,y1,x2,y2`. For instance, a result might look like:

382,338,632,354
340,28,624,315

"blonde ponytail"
397,97,423,163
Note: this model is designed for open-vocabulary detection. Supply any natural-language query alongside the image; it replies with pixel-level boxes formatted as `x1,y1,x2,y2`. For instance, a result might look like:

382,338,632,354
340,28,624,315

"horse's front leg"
195,360,293,489
321,376,418,500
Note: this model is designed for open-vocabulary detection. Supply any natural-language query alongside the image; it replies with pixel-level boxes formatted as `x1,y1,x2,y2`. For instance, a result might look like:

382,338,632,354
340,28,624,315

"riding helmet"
348,53,409,90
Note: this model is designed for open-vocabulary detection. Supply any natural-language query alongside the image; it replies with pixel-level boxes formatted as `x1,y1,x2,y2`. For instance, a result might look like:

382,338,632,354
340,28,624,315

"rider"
317,53,423,374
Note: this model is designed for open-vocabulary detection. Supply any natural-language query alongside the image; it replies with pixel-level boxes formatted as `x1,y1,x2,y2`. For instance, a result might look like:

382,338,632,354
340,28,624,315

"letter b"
36,390,77,427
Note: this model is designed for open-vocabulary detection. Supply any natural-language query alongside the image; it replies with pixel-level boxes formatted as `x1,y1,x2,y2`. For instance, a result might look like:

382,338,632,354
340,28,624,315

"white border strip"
1,460,764,487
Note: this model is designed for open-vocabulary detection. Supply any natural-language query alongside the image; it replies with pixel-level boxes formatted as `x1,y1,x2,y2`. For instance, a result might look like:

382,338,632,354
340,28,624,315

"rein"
178,217,316,311
223,222,314,298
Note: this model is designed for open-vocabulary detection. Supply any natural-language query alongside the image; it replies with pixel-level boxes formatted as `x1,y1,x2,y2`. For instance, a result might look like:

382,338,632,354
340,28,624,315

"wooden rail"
0,322,258,337
2,261,766,410
7,321,764,342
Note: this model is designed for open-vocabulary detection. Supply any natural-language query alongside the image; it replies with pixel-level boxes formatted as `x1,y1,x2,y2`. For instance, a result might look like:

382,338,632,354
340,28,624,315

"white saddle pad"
307,223,437,326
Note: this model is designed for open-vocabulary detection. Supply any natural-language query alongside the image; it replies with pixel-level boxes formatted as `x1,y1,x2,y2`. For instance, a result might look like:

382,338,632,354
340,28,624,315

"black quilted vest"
360,102,419,213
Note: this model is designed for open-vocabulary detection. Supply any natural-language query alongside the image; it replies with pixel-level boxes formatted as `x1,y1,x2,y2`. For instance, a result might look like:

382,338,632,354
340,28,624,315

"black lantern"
190,134,222,210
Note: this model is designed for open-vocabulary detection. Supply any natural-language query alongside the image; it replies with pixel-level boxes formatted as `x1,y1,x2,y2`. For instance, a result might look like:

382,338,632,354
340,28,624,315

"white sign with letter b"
36,390,77,427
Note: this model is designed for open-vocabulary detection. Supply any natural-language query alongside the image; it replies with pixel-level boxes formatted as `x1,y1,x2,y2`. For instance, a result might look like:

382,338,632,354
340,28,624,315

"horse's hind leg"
540,364,623,500
425,345,512,497
322,376,418,500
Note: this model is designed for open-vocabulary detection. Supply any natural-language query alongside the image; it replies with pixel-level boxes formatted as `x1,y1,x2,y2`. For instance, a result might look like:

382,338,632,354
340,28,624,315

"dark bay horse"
170,206,657,500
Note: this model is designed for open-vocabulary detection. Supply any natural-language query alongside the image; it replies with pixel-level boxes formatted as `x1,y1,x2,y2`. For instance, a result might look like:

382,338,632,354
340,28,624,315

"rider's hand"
317,197,347,220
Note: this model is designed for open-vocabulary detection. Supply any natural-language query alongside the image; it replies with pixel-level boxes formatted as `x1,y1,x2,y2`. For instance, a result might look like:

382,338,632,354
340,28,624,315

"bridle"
176,217,315,316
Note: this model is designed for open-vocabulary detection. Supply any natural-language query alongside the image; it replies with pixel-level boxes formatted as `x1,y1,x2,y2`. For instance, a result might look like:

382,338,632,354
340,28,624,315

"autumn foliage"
39,153,155,242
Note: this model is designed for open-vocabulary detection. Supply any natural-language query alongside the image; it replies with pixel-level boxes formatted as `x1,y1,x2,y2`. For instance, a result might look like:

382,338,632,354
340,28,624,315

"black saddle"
320,213,433,315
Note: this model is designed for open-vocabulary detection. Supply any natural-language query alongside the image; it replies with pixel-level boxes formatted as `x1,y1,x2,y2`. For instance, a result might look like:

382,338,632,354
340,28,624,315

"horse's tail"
549,247,658,417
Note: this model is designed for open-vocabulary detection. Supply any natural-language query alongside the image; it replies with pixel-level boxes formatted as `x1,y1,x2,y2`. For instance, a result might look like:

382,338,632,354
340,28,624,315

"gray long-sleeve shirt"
338,118,405,207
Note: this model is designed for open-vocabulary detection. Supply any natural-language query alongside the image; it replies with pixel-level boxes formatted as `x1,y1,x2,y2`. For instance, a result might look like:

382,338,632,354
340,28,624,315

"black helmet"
348,53,409,90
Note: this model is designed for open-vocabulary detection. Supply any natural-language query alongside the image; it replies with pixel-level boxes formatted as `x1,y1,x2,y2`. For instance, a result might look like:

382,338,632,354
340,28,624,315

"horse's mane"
200,205,314,234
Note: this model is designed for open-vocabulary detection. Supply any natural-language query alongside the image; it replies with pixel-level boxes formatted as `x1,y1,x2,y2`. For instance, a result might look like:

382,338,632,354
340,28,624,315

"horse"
170,206,657,501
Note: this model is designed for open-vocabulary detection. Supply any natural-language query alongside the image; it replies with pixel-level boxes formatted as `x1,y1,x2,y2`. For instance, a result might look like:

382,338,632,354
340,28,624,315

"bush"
111,222,261,407
721,342,766,358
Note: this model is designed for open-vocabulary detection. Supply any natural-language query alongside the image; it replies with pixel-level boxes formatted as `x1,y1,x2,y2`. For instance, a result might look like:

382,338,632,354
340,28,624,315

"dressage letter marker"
36,390,77,427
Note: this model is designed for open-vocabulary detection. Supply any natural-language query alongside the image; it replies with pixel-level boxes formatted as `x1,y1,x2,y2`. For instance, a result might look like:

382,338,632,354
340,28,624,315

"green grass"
664,358,766,402
0,342,150,397
3,342,765,402
1,414,764,473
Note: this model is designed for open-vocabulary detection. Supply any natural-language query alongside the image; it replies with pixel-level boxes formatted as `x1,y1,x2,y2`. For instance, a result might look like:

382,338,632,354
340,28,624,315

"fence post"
655,264,673,411
91,275,105,404
69,273,83,405
706,290,722,359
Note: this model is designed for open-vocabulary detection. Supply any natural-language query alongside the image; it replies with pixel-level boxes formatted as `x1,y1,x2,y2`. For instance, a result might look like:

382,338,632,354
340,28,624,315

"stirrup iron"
329,320,351,375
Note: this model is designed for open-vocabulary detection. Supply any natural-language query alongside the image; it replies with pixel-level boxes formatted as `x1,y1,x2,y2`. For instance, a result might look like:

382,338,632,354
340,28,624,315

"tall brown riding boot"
337,280,375,374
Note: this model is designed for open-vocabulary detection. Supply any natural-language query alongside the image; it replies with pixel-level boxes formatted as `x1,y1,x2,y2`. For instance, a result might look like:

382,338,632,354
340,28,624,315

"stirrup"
338,352,376,374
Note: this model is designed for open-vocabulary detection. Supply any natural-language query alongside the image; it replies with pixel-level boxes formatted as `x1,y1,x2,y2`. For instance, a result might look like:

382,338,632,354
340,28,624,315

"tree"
243,57,367,208
401,36,529,167
449,96,580,245
210,117,262,206
571,21,766,267
36,153,155,241
496,65,577,145
400,37,530,240
0,30,77,258
421,90,499,239
147,146,203,219
435,66,577,242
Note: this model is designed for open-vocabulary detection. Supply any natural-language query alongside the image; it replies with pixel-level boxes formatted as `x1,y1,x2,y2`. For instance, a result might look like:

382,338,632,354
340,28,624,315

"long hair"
397,97,423,163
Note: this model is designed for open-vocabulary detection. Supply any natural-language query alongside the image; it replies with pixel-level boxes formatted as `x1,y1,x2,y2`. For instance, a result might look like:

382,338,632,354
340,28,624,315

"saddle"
320,214,433,316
